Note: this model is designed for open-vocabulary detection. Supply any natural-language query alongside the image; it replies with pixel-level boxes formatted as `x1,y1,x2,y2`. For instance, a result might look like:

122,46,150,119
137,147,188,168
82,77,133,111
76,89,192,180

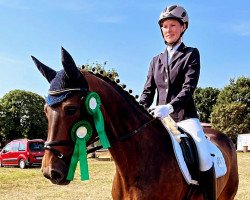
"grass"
235,152,250,200
0,152,249,200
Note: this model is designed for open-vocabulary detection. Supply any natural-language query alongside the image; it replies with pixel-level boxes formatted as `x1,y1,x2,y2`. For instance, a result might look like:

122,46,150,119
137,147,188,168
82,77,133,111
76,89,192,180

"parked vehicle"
0,139,45,169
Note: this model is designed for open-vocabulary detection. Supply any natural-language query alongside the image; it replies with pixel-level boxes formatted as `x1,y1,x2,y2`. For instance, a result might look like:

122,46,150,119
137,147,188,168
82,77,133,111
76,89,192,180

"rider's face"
161,19,186,44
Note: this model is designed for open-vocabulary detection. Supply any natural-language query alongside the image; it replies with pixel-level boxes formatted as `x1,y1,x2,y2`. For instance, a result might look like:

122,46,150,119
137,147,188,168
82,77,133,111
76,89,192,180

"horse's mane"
81,68,152,118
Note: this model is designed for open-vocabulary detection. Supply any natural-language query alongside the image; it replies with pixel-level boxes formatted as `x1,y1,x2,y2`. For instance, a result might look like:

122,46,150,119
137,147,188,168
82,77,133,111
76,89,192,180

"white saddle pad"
161,120,227,185
207,140,227,178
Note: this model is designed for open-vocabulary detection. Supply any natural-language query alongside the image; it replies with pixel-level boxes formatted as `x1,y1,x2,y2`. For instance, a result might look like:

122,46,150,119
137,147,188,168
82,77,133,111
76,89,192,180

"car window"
29,142,44,152
12,142,19,152
3,144,11,153
18,142,26,151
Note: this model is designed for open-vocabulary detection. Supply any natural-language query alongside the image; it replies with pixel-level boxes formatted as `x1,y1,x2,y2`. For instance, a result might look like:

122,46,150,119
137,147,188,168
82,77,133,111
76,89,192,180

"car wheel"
19,159,26,169
0,160,2,167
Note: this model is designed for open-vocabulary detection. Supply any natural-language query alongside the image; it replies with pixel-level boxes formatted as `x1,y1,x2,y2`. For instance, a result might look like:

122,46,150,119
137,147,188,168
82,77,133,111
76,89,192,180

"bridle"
44,82,158,162
43,87,158,181
44,116,157,160
44,140,72,159
44,136,101,160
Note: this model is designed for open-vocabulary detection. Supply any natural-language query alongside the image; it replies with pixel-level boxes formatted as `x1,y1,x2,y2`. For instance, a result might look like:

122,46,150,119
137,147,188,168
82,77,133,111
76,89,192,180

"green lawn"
0,152,248,200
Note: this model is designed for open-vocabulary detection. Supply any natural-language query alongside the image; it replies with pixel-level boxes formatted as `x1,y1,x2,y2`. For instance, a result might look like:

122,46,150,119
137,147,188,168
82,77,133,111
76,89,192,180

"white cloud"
232,22,250,36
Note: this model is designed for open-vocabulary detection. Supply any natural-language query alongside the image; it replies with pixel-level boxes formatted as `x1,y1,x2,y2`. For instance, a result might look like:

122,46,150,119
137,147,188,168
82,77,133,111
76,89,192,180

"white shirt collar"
166,42,181,62
167,43,181,53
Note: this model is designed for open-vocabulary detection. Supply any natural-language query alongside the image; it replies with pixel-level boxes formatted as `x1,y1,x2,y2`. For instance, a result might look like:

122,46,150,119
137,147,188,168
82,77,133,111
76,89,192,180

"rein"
44,118,157,159
86,118,157,152
118,118,156,141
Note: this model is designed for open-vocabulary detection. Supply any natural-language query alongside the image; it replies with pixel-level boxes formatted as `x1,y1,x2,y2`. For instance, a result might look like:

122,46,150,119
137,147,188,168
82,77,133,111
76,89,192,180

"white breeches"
177,118,213,171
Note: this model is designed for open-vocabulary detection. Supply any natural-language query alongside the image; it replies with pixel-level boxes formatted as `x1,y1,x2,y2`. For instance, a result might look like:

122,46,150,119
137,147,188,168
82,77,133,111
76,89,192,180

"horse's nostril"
51,170,64,182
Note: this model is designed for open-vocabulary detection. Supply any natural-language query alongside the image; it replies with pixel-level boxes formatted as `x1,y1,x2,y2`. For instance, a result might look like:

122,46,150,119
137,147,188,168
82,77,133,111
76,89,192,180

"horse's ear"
31,56,57,83
61,47,81,80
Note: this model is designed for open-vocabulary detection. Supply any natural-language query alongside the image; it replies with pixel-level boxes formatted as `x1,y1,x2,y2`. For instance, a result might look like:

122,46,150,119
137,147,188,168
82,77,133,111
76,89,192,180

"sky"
0,0,250,99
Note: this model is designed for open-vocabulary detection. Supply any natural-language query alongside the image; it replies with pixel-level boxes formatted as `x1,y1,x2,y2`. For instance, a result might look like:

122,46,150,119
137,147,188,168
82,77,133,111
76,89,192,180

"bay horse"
32,48,238,200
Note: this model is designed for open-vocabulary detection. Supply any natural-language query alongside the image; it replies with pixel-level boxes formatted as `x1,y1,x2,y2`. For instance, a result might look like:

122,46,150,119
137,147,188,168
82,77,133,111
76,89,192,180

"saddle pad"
161,120,227,185
207,140,227,178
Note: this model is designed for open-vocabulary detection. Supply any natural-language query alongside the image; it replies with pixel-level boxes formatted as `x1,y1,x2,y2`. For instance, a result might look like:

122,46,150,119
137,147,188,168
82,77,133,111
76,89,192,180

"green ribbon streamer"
85,92,110,148
67,139,89,181
67,121,92,181
93,109,110,148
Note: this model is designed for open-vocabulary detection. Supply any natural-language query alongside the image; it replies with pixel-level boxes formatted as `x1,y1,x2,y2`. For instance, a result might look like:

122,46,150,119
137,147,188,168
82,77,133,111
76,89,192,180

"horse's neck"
84,72,175,177
85,71,150,138
110,120,175,185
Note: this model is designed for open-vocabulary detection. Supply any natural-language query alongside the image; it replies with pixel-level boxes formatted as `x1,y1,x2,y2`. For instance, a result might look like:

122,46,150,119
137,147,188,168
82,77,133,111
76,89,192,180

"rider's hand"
151,104,174,119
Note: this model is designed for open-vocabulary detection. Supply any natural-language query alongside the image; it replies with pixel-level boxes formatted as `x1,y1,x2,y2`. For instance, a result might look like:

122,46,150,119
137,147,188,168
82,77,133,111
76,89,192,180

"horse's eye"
65,106,77,116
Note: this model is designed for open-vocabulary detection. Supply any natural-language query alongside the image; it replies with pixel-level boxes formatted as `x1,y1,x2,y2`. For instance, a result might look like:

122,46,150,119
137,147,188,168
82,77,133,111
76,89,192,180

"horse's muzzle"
42,166,70,185
42,154,71,185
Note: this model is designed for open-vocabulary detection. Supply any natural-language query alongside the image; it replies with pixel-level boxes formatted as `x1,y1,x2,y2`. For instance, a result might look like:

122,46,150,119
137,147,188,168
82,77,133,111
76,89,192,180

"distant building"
237,134,250,151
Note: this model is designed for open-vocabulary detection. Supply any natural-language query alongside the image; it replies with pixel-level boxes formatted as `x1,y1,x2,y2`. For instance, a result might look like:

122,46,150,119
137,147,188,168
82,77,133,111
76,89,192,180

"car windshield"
29,142,44,152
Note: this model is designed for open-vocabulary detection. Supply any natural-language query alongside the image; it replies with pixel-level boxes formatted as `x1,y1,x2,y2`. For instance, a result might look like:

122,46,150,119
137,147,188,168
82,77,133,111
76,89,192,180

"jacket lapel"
168,43,185,68
159,50,168,72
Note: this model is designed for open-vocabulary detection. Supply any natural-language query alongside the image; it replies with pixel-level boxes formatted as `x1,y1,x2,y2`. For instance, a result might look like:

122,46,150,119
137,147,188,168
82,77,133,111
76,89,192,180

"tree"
194,87,220,123
211,76,250,142
0,90,47,141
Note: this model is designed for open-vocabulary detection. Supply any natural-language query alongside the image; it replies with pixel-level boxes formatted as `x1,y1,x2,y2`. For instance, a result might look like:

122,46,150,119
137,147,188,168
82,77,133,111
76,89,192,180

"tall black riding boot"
200,164,217,200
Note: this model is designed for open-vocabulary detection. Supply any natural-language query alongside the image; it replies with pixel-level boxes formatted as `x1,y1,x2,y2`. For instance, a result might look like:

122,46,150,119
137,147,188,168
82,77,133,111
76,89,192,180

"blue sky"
0,0,250,98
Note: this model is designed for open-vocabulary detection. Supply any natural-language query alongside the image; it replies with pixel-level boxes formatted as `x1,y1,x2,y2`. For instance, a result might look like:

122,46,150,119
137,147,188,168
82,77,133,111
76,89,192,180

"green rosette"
67,121,92,181
85,92,110,148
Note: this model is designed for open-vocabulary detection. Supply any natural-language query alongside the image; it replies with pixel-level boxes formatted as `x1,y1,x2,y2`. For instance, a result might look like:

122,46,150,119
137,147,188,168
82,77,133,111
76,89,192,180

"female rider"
139,5,216,200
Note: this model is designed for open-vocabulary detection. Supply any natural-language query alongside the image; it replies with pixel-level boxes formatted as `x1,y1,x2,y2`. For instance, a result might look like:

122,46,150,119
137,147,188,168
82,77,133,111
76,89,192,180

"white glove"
151,104,174,119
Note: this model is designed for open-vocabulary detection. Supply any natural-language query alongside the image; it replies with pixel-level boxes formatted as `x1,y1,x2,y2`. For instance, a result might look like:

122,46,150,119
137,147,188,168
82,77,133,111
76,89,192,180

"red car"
0,139,45,169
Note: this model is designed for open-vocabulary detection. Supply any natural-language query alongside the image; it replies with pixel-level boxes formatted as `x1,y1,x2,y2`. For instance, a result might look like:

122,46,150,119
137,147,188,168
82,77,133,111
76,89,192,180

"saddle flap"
207,140,227,178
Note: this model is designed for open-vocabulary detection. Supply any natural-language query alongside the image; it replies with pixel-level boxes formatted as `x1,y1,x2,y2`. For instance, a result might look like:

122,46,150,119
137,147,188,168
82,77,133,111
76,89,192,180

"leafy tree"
211,76,250,142
81,61,119,81
194,87,220,122
0,90,47,141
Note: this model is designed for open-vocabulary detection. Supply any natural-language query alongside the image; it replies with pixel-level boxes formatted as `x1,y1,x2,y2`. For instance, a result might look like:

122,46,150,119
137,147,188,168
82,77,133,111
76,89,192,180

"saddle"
162,117,200,183
162,117,227,185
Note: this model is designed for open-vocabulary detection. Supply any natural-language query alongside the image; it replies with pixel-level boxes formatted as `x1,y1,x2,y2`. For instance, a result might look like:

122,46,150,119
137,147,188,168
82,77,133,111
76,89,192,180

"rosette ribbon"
67,121,92,181
85,92,110,148
66,92,110,181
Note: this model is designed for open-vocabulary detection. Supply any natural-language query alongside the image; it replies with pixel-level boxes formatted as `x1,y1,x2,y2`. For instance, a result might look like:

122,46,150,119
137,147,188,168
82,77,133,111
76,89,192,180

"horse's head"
32,47,154,186
32,48,95,185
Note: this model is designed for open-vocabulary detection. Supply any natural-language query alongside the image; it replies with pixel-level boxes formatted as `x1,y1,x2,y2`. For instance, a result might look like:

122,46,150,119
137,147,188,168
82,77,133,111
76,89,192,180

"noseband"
44,137,101,159
44,140,73,159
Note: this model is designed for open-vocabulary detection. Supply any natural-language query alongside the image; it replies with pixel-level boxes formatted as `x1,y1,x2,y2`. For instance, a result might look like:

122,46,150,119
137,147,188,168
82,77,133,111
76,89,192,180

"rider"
139,5,216,200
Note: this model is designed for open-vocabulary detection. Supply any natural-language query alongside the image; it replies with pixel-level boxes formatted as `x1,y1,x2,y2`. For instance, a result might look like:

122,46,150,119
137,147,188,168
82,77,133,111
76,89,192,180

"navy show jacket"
139,43,200,122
